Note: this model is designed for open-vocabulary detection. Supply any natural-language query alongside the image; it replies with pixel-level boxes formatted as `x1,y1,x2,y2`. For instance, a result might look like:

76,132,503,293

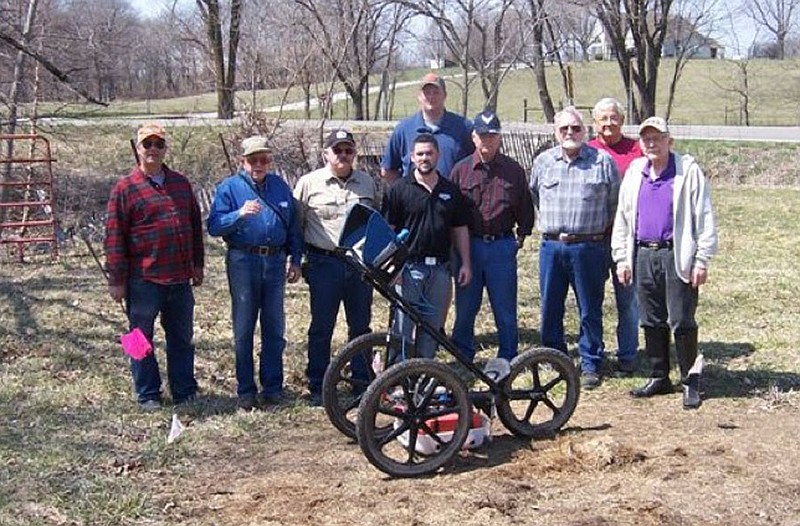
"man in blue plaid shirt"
530,107,620,390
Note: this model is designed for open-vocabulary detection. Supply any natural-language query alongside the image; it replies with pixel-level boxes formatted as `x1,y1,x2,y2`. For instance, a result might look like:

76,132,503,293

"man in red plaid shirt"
105,122,205,412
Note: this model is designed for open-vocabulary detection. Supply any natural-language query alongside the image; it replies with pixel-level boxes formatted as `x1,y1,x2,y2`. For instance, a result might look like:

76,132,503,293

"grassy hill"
28,59,800,126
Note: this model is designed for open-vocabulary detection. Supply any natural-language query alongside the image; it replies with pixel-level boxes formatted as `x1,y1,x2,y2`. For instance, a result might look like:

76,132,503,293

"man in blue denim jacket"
207,136,303,410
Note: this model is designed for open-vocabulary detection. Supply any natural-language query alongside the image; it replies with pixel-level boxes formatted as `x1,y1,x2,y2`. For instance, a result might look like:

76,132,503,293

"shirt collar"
556,143,590,162
642,153,676,181
471,151,490,171
324,164,354,183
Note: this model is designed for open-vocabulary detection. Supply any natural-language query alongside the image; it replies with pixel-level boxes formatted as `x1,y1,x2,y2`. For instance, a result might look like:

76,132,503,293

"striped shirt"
530,144,619,235
105,165,204,286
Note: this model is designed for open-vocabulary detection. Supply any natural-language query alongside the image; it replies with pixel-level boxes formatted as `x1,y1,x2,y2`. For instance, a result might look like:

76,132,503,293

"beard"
561,138,584,151
416,162,436,176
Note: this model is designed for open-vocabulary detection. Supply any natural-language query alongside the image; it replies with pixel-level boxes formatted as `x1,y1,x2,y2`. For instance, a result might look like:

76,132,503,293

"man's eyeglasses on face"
640,134,666,144
247,155,272,166
598,115,621,124
558,125,583,134
142,138,166,150
333,147,355,156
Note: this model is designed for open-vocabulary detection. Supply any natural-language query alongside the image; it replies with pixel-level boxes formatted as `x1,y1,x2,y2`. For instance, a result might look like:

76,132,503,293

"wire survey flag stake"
81,231,153,360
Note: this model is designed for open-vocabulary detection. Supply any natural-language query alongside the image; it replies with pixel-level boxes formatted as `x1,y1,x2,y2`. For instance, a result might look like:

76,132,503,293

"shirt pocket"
463,179,482,208
540,177,559,201
581,182,607,202
313,197,340,221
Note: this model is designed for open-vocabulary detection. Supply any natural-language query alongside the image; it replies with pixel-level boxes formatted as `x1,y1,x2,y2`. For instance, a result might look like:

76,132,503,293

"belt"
228,244,283,256
637,239,674,249
409,256,448,266
542,232,606,243
306,244,338,257
473,232,514,242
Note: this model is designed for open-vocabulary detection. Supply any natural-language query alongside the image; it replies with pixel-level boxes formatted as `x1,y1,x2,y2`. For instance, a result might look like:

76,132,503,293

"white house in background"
586,18,724,60
586,19,632,61
662,15,725,59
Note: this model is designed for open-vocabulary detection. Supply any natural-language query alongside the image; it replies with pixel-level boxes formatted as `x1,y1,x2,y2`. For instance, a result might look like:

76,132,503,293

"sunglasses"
333,147,355,156
558,125,583,134
142,138,166,150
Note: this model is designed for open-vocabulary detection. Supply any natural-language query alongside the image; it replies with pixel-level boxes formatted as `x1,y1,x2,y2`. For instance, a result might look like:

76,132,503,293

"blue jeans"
395,262,452,359
305,252,372,394
453,237,519,362
126,278,197,404
539,239,608,374
226,248,287,398
611,262,640,362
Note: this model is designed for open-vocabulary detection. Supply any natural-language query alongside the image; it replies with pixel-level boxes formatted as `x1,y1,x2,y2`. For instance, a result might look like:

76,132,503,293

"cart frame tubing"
338,247,501,391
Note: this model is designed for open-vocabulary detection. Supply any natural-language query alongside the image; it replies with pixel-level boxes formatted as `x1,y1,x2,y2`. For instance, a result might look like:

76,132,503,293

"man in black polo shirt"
382,133,472,359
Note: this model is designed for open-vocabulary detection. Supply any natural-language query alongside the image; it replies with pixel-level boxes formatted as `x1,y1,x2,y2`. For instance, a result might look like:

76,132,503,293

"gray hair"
592,97,625,120
554,106,585,130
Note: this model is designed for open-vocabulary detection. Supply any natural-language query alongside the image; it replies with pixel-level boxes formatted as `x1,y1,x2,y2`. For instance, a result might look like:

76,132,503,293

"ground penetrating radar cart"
322,204,580,478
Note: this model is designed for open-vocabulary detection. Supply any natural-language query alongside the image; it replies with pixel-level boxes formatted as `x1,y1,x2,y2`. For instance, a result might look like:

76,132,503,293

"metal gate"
0,134,59,261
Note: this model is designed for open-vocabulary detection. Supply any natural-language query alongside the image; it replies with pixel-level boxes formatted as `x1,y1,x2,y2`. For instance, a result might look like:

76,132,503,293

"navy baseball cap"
473,110,502,134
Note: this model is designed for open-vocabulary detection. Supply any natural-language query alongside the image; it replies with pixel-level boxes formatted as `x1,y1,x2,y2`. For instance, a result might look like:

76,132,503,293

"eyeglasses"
597,114,621,124
142,138,166,150
333,147,355,156
558,125,583,134
246,155,272,165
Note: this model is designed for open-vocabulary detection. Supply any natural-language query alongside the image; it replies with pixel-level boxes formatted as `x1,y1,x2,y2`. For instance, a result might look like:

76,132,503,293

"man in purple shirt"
588,98,642,377
450,110,534,363
611,117,718,409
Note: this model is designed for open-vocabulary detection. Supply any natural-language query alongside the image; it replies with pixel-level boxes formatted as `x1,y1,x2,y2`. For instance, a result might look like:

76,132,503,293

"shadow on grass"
701,340,800,399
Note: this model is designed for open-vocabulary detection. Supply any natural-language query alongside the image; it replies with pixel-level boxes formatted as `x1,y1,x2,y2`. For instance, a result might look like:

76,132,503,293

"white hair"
554,106,585,130
592,97,625,120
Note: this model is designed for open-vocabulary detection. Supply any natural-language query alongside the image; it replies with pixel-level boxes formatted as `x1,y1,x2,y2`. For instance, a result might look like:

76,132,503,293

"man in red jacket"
105,122,205,412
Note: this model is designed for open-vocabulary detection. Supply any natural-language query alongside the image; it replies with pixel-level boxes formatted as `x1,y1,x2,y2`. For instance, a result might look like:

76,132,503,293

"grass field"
26,59,800,126
1,177,800,524
1,110,800,523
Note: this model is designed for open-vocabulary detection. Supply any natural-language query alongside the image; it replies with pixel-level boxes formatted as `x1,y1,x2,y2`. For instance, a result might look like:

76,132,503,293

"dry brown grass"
1,134,800,525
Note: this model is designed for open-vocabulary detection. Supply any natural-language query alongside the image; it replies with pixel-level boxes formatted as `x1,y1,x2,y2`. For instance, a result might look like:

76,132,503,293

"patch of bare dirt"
160,388,800,526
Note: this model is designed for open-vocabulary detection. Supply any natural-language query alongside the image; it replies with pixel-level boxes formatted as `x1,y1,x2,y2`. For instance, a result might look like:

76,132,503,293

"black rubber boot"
675,329,701,409
630,327,673,398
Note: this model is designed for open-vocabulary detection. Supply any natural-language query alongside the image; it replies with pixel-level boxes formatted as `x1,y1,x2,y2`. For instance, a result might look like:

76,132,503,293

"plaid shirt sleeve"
104,177,131,286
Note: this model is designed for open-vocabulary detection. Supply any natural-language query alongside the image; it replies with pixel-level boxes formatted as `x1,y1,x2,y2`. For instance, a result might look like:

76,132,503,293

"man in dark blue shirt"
380,72,473,184
207,136,303,410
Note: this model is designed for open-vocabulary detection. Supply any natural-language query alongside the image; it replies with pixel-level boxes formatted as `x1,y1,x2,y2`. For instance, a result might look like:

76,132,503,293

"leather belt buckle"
255,245,280,256
424,256,438,266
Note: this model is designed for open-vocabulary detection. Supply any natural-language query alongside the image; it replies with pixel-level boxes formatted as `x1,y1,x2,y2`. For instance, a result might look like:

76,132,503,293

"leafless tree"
0,4,109,107
662,0,721,120
288,0,410,121
517,0,556,122
547,3,600,62
195,0,242,119
741,0,800,59
591,0,676,121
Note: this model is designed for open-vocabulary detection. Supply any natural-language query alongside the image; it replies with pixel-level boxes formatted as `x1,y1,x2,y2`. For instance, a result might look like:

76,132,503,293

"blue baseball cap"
473,110,501,134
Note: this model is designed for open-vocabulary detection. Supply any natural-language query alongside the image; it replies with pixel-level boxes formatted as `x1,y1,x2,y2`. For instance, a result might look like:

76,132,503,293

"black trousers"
635,246,698,332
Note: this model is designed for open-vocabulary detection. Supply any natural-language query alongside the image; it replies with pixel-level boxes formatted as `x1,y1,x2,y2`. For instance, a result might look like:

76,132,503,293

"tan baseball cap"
638,116,669,135
420,72,445,91
137,122,166,144
241,136,271,157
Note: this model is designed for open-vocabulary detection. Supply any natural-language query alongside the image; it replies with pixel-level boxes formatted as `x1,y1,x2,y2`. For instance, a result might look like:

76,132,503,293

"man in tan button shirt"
293,130,378,405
